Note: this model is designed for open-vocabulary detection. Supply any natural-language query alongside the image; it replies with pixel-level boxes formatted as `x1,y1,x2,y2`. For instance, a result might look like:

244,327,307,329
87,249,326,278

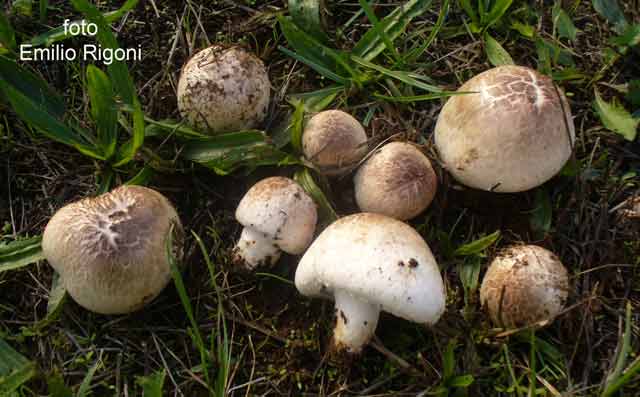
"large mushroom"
233,177,318,271
434,65,575,192
354,142,438,220
42,186,183,315
177,45,270,133
302,110,368,176
479,245,569,328
295,213,446,354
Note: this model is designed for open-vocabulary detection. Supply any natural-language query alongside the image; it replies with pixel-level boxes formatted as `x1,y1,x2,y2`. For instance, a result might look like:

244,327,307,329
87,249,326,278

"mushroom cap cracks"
177,45,270,133
480,245,569,328
235,177,317,255
354,142,438,220
42,186,183,315
295,213,445,324
435,65,575,192
302,110,368,176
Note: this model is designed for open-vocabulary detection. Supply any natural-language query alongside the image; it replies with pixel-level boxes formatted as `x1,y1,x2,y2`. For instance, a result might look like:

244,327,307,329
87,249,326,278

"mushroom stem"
332,290,380,354
233,227,281,270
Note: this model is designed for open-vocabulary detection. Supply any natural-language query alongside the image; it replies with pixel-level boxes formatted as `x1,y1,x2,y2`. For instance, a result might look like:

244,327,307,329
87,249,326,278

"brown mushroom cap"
479,245,569,328
302,110,368,176
42,186,183,314
177,45,270,133
434,65,575,192
354,142,438,220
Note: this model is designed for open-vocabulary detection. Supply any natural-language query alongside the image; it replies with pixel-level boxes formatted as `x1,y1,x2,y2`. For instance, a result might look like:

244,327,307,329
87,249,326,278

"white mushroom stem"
332,290,380,353
234,227,281,270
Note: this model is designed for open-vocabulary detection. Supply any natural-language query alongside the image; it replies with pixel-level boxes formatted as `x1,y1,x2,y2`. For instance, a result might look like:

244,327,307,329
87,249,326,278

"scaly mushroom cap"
295,213,445,324
177,45,270,133
235,177,317,256
42,186,183,315
479,245,569,328
434,65,575,192
302,110,368,176
354,142,438,220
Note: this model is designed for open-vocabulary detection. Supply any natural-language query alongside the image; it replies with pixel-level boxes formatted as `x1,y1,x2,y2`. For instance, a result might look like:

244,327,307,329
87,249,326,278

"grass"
0,0,639,395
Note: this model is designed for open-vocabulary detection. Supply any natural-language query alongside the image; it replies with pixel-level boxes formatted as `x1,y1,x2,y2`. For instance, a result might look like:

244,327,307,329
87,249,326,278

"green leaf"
352,0,435,61
294,168,338,223
449,374,474,388
0,236,44,272
0,12,16,52
510,21,535,38
288,0,327,42
535,37,575,70
454,231,501,257
481,0,513,30
593,89,639,141
290,85,343,112
552,4,579,41
610,23,640,47
141,117,209,139
76,354,102,397
358,0,401,61
459,0,480,27
125,165,154,186
530,188,552,237
352,56,444,92
12,0,32,16
46,371,73,397
484,32,514,66
86,65,118,159
0,338,36,395
135,370,166,397
289,100,305,153
458,256,482,294
592,0,629,34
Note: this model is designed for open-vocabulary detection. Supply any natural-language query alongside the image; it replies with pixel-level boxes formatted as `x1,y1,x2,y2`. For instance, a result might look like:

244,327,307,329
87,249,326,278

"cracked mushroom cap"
295,213,446,324
302,110,368,176
479,245,569,328
434,65,575,192
177,45,270,133
42,186,183,315
354,142,438,220
235,177,317,255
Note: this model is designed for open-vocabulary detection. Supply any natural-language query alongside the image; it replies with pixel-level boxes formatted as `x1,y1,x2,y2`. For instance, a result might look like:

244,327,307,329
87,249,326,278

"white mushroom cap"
177,45,270,133
434,65,575,192
295,212,445,353
42,186,183,315
302,110,368,176
233,177,318,271
479,245,569,328
354,142,438,220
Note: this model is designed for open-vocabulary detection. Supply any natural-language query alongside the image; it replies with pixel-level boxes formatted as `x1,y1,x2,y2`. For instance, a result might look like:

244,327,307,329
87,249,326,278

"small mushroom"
42,186,183,314
434,65,575,192
353,142,438,220
302,110,368,176
295,213,446,354
479,245,569,328
233,177,317,271
177,45,270,133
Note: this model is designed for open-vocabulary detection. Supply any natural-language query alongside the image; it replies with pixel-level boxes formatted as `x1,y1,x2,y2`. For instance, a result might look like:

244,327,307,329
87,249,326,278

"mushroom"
42,185,183,314
479,245,569,328
233,177,317,271
295,213,446,354
302,110,368,176
434,65,575,192
353,142,438,220
177,45,271,133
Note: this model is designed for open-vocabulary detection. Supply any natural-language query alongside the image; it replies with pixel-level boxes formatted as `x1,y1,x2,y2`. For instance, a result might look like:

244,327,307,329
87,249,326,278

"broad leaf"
0,236,44,272
0,12,16,52
136,370,166,397
485,32,514,66
593,89,639,141
592,0,629,34
454,231,501,257
288,0,327,42
552,4,579,41
0,338,36,395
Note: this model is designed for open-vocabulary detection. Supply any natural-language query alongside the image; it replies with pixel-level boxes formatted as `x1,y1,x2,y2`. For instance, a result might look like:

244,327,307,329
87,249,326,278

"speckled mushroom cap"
302,110,368,176
295,213,445,324
479,245,569,328
42,186,183,315
235,177,317,255
177,45,270,133
434,65,575,192
354,142,438,220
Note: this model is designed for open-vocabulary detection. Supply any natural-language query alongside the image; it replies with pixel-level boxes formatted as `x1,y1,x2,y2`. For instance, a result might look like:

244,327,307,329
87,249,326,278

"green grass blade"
406,0,450,63
289,100,305,152
142,117,210,139
602,302,634,396
86,65,118,159
453,230,500,256
278,46,349,85
294,168,338,223
32,272,68,331
0,12,16,52
289,0,327,42
0,236,44,272
373,91,464,102
124,165,154,186
135,370,166,397
480,0,513,30
352,0,435,61
76,353,102,397
0,338,36,395
290,85,344,112
358,0,400,61
352,56,443,92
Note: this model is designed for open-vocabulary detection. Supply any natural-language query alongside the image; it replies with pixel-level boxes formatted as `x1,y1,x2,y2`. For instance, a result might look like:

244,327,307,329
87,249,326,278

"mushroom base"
232,227,281,271
332,290,380,354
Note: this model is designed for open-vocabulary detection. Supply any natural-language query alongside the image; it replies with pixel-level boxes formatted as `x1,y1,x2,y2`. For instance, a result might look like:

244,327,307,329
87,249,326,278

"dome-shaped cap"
295,213,445,324
434,65,575,192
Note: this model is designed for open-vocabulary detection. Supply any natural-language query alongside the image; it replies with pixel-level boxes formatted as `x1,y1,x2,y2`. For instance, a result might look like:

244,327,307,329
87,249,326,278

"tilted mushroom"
295,213,446,354
480,245,569,328
354,142,438,220
177,45,270,133
42,186,183,314
233,177,317,271
434,65,575,192
302,110,368,176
